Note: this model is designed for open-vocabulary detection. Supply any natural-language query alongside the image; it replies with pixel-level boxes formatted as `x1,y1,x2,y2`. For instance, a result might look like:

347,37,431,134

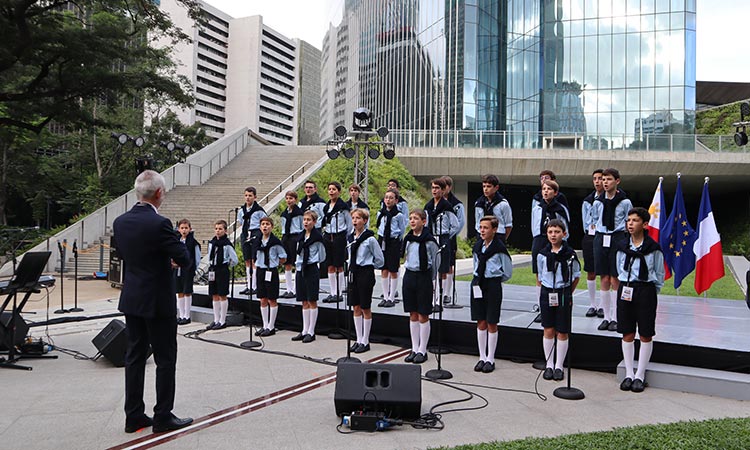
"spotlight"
376,126,389,138
183,145,191,155
334,125,348,138
352,107,373,131
734,127,748,147
367,144,380,159
343,144,356,159
326,146,340,160
162,141,176,151
741,102,750,120
133,136,145,148
382,143,395,160
111,132,129,145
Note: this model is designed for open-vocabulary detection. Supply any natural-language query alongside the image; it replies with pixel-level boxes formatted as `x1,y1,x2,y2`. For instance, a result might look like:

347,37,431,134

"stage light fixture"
352,107,373,131
111,132,129,145
382,143,395,160
183,145,191,154
741,102,750,120
133,136,145,148
376,126,389,138
326,146,340,160
734,126,748,147
161,141,177,151
367,145,380,159
334,125,348,138
343,144,356,159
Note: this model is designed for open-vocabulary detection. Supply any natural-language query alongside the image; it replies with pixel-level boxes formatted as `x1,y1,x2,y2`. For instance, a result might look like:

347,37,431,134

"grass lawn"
438,416,750,450
457,264,744,300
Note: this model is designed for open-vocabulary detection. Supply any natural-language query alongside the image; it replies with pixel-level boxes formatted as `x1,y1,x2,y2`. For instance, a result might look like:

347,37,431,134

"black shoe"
384,300,395,307
597,308,605,318
404,351,417,363
354,343,370,353
432,304,443,314
176,318,184,325
533,313,542,323
336,295,344,302
349,342,361,352
262,328,276,337
393,299,400,303
125,415,153,433
412,352,427,364
291,332,305,341
482,362,495,373
182,318,191,325
631,378,646,393
377,300,387,307
585,307,597,317
239,288,251,295
380,293,384,299
153,415,193,433
543,368,554,380
474,360,485,372
394,291,399,298
321,295,335,303
255,328,265,336
608,320,618,332
442,295,451,304
206,322,216,330
553,368,564,381
597,320,610,331
281,291,295,299
214,323,226,330
302,334,316,343
250,288,257,295
620,377,633,391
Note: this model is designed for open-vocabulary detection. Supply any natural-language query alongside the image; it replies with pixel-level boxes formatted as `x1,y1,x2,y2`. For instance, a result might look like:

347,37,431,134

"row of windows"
197,86,226,101
260,73,294,92
261,51,294,72
198,53,227,69
261,62,294,82
197,75,225,91
260,94,293,111
262,40,295,63
262,29,295,52
260,105,293,122
200,122,225,134
197,64,225,80
196,109,225,123
197,99,225,112
259,116,293,131
260,83,294,101
198,31,227,49
198,42,227,60
259,127,292,142
202,10,229,29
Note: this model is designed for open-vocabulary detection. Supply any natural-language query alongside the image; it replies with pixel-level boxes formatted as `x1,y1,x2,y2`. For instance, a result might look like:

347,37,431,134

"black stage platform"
193,280,750,374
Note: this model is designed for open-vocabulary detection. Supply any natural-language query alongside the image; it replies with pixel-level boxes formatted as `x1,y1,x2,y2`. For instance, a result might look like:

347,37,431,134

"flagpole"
704,175,710,304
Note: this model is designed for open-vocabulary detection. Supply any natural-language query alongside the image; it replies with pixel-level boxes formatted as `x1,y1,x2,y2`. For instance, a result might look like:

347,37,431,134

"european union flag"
660,176,697,289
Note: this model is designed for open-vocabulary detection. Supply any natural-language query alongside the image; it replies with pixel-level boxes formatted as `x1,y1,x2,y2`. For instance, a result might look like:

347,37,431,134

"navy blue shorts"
402,270,433,316
208,265,230,297
296,264,320,302
582,233,595,273
255,267,280,300
348,266,375,309
539,285,573,333
324,232,347,268
617,282,657,337
531,235,547,274
380,237,401,272
437,234,451,274
594,231,628,276
470,277,503,324
282,233,300,266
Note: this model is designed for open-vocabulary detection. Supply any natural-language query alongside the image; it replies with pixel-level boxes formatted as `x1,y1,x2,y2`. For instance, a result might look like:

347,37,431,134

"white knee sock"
260,305,269,329
251,268,257,291
338,272,346,296
176,295,182,317
308,307,318,336
389,277,399,301
246,267,252,289
212,301,221,324
269,306,278,330
381,277,390,300
543,337,555,369
362,318,372,345
432,280,438,304
444,276,453,300
301,309,310,335
555,339,568,370
622,340,635,378
610,290,618,322
353,315,364,343
184,295,192,319
418,321,431,354
601,290,611,321
285,270,294,293
587,280,597,308
476,328,488,362
487,331,498,364
328,273,337,295
635,341,653,381
219,300,228,324
535,285,541,302
409,320,420,353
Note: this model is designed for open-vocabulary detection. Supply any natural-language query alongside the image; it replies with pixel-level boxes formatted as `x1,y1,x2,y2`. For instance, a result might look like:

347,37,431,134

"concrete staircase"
159,145,325,245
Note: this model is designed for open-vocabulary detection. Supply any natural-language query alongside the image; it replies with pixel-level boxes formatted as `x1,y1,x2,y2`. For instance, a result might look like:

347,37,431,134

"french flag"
648,177,670,279
693,178,724,294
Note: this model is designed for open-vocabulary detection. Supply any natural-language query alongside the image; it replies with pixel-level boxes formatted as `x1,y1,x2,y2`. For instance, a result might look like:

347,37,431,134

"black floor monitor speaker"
0,311,29,351
334,363,422,420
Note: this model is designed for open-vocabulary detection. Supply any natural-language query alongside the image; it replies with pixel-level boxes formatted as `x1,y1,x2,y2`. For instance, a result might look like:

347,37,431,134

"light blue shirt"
323,206,353,234
616,238,666,293
280,211,304,236
472,246,513,281
581,192,601,234
536,252,581,289
403,234,440,279
376,209,407,240
177,238,201,277
299,198,326,229
452,201,466,237
531,199,570,238
475,198,513,233
237,204,266,232
348,234,385,268
426,209,459,237
295,236,326,271
255,237,287,269
208,242,238,267
593,194,633,233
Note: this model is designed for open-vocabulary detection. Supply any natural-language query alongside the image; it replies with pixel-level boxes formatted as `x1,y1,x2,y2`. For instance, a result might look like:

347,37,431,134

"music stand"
0,251,58,371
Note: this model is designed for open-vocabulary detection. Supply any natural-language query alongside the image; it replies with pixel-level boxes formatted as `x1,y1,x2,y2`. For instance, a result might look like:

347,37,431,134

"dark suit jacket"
113,203,191,319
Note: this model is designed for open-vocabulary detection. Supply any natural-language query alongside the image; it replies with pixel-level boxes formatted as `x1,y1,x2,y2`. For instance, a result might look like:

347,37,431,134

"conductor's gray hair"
134,170,166,200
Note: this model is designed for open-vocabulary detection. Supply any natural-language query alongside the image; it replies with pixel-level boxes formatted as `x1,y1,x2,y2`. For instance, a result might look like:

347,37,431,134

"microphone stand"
328,210,345,340
426,212,452,379
337,259,360,364
554,256,585,400
444,239,462,310
69,240,83,312
54,240,69,314
429,213,449,355
240,233,261,349
230,208,237,299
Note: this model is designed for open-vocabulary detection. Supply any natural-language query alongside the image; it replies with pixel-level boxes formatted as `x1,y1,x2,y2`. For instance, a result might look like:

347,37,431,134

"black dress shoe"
482,362,495,373
553,368,564,381
597,320,610,331
442,295,451,304
153,415,194,433
384,300,395,307
182,318,191,325
176,318,184,325
412,352,427,364
404,351,417,363
302,334,316,343
354,343,370,353
214,323,226,330
262,328,276,337
349,342,361,352
291,332,305,341
321,295,334,303
620,377,633,391
543,367,554,380
239,288,251,295
631,378,646,393
205,322,216,330
432,304,443,314
377,300,387,307
125,415,153,433
533,313,542,323
255,328,265,336
585,307,597,317
474,360,485,372
597,308,605,318
608,320,618,332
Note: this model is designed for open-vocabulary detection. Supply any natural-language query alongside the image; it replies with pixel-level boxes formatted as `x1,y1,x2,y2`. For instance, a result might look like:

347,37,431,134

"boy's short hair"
479,215,499,230
303,210,318,222
328,181,342,191
304,180,317,187
387,178,400,188
348,184,360,192
539,169,557,180
628,207,650,224
259,216,274,226
409,209,427,220
385,188,399,198
481,174,500,186
542,179,560,193
214,219,228,229
177,218,191,227
546,218,567,232
602,168,621,179
443,176,453,187
430,177,447,189
245,186,257,195
351,208,369,221
592,168,604,176
285,190,298,199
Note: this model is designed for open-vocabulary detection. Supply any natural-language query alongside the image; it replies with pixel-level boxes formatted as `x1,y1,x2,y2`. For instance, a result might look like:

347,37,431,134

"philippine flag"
648,177,670,279
693,178,724,294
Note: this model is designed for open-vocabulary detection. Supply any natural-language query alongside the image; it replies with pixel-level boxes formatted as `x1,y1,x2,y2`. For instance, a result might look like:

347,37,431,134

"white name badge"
177,268,181,277
265,270,273,282
381,240,386,251
548,292,559,307
621,286,634,302
472,284,483,299
208,271,215,282
602,234,611,248
588,227,596,236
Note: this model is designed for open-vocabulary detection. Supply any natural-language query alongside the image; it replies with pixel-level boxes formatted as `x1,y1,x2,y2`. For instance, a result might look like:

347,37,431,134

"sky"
203,0,749,83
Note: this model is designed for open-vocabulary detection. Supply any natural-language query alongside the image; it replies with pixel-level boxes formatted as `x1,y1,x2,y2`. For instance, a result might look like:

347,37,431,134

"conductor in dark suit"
113,170,193,433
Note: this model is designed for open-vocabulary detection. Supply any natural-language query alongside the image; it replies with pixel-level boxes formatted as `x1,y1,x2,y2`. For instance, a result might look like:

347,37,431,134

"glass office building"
329,0,696,148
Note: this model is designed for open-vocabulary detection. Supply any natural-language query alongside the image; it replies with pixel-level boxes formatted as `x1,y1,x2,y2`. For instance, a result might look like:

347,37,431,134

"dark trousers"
124,315,178,422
